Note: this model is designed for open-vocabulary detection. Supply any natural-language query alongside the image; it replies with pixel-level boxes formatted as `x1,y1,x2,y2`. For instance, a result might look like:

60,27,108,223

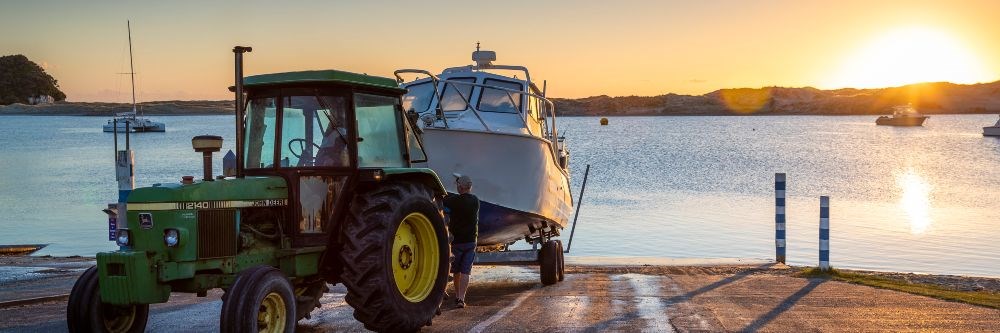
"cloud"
688,79,707,84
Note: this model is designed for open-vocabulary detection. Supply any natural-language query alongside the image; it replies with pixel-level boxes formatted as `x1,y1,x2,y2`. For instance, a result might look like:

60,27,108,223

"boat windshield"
244,93,351,169
402,81,435,113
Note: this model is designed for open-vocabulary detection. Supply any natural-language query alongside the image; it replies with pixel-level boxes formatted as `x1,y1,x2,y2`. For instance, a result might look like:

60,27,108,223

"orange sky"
2,0,999,102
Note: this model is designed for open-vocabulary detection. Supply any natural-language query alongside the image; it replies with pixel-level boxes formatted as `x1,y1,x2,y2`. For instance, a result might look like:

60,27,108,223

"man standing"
443,173,479,308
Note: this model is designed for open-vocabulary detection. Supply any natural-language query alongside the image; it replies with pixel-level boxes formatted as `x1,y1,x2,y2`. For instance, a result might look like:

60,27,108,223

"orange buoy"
600,117,609,125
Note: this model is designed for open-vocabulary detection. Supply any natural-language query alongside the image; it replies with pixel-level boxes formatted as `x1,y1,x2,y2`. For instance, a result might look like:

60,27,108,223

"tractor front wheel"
220,266,296,333
340,182,449,332
66,266,149,333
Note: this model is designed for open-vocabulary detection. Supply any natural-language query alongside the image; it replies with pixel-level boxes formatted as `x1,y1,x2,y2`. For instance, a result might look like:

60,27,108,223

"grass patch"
795,267,1000,309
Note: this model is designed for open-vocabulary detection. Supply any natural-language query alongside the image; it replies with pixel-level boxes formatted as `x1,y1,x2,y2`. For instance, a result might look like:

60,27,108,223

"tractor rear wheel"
67,266,149,333
539,240,560,285
220,266,296,333
340,181,448,332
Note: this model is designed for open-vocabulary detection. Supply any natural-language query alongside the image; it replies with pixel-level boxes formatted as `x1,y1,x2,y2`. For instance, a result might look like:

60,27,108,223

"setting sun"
828,27,991,89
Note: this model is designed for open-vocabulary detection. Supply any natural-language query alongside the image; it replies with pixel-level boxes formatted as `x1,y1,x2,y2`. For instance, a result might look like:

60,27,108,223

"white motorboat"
876,105,928,126
396,48,572,246
103,21,164,133
984,115,1000,137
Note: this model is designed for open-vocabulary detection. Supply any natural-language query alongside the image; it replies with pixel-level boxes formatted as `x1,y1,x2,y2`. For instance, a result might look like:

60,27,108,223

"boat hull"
418,128,573,246
984,126,1000,137
876,116,927,126
0,244,47,256
103,121,165,132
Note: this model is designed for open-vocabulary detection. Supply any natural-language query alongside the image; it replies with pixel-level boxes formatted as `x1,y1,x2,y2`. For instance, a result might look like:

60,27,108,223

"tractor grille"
198,209,237,259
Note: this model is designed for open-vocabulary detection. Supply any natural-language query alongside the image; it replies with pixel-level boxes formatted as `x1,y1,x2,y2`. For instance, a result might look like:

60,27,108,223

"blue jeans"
451,242,476,274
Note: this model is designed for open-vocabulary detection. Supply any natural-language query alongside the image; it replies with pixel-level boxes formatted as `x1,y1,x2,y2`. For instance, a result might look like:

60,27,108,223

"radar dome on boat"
473,50,496,67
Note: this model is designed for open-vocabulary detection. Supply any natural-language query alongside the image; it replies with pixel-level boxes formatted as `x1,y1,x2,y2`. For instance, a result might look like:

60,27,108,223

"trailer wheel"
555,240,565,282
539,240,560,285
67,266,149,333
294,282,329,321
340,182,448,332
220,266,296,333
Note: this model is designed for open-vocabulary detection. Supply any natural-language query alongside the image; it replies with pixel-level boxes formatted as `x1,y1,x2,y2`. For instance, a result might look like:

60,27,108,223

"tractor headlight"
164,229,180,247
116,229,132,247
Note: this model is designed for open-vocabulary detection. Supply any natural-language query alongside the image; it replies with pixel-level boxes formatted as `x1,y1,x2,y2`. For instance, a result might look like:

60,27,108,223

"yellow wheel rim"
101,304,137,333
392,212,439,303
257,292,287,333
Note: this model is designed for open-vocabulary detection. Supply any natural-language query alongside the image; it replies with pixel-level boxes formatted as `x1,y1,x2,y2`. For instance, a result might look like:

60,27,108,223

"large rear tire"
539,240,560,285
220,266,296,333
340,181,449,332
67,266,149,333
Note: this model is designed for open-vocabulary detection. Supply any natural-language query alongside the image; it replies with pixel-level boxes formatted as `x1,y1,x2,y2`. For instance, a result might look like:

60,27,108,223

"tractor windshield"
244,92,350,169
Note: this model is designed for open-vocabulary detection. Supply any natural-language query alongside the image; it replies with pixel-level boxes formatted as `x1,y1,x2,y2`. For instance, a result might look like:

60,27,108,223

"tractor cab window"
244,92,349,169
279,95,349,167
355,93,405,167
244,97,278,168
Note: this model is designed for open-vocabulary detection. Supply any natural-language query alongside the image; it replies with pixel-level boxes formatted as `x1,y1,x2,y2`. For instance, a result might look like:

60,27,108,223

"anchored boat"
102,21,164,133
396,48,572,248
876,105,928,126
983,115,1000,137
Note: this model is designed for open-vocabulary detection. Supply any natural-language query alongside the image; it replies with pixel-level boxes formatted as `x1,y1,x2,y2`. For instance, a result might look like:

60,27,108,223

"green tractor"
67,47,451,332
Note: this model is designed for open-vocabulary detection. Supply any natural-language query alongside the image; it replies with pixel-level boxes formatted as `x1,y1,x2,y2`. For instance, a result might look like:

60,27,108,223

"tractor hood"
127,176,288,208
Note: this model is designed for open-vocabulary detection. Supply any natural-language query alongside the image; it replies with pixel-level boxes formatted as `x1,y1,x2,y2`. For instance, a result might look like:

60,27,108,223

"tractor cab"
237,70,433,247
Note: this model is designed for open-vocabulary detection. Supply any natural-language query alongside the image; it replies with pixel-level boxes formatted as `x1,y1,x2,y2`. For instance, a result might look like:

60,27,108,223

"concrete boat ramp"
1,257,998,332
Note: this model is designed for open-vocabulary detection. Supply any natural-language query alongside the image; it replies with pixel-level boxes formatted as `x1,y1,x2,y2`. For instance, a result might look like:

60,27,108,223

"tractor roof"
242,70,405,93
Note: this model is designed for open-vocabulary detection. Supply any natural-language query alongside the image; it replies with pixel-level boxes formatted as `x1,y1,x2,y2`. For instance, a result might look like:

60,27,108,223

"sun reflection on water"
896,168,933,234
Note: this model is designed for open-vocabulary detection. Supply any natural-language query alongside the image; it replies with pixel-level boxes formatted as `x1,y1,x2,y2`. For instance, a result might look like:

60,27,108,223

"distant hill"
0,54,66,105
5,80,1000,117
552,81,1000,116
0,100,232,116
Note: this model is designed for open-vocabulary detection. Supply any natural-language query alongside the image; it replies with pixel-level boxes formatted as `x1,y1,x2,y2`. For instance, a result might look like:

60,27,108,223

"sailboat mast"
127,20,136,113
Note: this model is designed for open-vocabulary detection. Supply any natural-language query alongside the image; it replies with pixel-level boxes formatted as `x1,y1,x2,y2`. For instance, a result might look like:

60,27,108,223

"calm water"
1,115,998,277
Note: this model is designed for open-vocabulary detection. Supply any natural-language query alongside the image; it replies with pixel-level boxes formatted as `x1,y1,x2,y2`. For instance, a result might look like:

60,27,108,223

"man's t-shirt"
443,193,479,244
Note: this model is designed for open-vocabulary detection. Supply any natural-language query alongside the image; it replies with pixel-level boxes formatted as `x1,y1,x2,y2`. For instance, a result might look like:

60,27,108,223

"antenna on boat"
127,20,137,116
472,42,495,68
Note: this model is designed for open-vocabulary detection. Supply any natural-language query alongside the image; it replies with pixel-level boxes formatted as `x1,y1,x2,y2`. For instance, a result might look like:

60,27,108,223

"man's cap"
453,173,472,186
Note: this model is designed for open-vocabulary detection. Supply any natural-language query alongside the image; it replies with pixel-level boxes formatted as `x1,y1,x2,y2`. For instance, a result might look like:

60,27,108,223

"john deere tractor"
67,47,450,332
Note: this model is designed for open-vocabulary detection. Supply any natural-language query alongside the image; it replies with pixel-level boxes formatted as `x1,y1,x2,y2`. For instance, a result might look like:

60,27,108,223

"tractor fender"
379,168,448,197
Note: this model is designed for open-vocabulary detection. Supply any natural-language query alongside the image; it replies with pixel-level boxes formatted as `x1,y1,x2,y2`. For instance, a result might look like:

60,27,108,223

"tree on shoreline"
0,54,67,105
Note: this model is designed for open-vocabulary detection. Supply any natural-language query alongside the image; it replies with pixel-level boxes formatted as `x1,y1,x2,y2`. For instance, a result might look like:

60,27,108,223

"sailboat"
103,21,165,133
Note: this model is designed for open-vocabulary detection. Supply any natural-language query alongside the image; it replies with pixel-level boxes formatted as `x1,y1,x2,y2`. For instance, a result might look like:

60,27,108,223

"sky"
2,0,1000,102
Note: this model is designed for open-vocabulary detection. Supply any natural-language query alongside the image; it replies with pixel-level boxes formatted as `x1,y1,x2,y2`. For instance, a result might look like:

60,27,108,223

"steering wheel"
287,138,322,159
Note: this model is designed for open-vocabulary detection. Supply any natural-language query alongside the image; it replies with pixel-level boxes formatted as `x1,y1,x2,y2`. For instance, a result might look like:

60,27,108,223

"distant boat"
984,115,1000,137
102,21,164,133
0,244,47,256
876,105,928,126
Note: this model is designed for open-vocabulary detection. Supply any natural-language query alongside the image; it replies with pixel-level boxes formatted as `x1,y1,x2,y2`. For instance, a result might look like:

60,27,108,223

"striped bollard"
775,173,786,264
819,196,830,271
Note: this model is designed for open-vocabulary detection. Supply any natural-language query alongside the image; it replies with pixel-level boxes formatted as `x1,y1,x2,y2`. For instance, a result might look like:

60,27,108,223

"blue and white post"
775,173,786,264
819,196,830,271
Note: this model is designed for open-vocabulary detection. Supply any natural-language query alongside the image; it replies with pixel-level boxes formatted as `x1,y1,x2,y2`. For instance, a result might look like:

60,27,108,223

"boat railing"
396,73,561,165
431,78,558,143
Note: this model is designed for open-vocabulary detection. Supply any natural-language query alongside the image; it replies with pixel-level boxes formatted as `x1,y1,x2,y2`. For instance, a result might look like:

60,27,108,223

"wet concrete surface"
1,263,998,332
